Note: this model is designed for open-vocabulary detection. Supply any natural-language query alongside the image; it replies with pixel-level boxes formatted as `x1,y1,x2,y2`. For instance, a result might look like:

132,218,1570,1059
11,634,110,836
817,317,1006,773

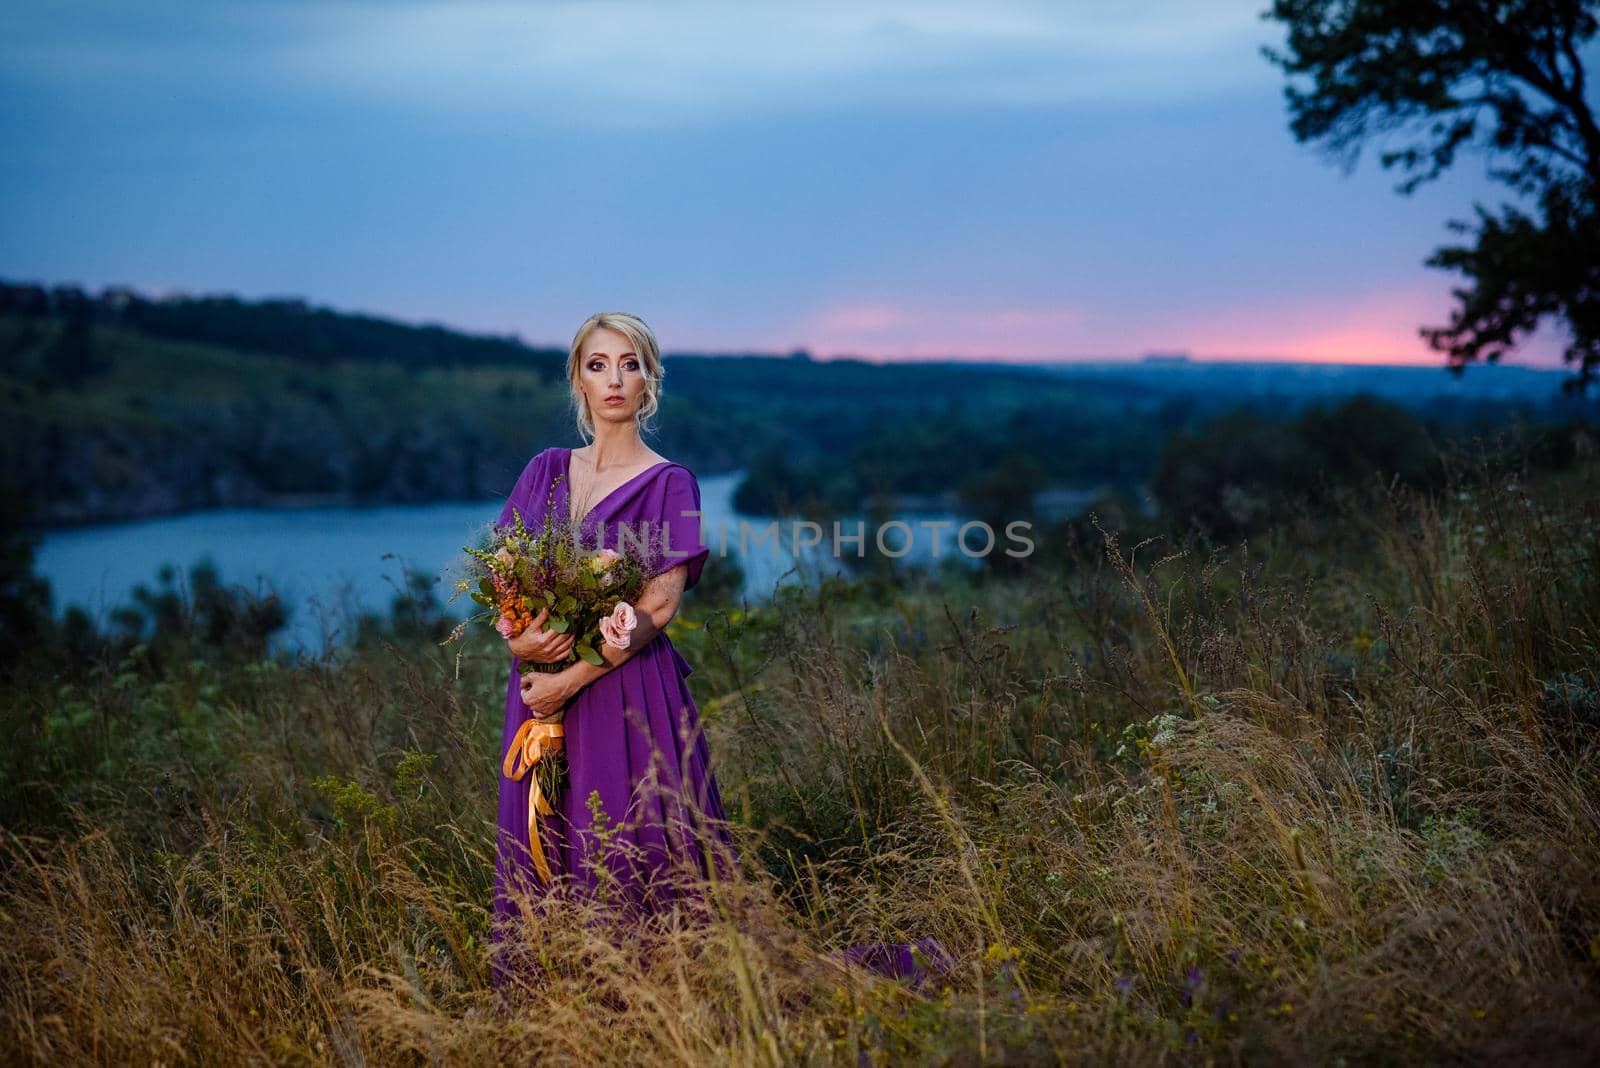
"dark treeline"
737,391,1595,540
0,279,569,375
4,277,1594,532
1142,393,1596,543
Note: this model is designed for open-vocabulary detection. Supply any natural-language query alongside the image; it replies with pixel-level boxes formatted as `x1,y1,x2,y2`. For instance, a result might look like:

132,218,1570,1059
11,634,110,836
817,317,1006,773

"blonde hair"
567,311,665,440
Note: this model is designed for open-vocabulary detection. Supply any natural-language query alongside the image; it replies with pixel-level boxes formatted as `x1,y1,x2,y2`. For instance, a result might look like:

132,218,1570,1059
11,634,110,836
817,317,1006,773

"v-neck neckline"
563,448,671,527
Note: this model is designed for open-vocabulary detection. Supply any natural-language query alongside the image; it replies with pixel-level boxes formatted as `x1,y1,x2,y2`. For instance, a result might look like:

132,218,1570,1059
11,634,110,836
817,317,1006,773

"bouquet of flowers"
445,477,654,882
463,514,649,676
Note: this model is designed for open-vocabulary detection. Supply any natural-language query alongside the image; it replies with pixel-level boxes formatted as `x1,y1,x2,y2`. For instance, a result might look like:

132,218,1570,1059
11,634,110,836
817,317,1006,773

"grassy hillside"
11,307,1586,536
6,281,1592,530
2,306,1189,526
2,444,1596,1063
1,316,571,522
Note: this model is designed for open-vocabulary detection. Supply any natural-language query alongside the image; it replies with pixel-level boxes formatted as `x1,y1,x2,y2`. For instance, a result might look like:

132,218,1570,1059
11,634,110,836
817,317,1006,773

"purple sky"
1,1,1587,368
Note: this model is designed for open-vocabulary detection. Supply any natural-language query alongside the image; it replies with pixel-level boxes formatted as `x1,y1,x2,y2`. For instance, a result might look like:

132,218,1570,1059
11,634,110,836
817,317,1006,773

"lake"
35,471,984,655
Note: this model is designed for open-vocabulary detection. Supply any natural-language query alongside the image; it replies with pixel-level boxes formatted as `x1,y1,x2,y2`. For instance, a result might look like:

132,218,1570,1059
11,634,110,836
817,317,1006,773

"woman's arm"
519,564,689,716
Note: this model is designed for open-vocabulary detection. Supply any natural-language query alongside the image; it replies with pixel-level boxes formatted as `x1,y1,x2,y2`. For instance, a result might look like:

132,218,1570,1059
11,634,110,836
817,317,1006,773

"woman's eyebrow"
587,351,638,358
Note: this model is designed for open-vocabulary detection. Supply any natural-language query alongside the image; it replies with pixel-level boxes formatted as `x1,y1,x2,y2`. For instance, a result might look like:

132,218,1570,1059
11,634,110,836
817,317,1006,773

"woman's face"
577,326,649,428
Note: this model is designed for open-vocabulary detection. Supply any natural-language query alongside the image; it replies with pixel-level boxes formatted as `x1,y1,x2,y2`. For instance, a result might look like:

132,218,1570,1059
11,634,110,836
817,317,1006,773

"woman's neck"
580,426,651,472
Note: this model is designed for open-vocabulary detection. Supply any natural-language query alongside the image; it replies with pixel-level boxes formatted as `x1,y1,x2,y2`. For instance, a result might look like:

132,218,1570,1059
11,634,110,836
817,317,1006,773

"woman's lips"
604,396,626,405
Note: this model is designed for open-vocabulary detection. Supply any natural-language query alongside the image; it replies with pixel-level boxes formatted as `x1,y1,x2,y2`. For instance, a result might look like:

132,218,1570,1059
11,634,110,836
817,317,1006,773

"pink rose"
495,615,519,639
599,601,637,649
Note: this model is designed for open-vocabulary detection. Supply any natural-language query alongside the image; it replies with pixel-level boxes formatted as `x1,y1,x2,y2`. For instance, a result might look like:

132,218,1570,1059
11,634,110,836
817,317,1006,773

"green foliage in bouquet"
450,474,653,675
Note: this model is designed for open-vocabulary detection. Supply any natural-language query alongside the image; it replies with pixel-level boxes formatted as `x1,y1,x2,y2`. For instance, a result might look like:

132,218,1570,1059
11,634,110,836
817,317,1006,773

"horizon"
5,271,1572,374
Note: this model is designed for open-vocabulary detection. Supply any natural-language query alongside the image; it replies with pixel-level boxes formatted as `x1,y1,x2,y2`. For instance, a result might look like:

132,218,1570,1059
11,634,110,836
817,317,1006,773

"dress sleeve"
497,451,543,528
655,467,710,591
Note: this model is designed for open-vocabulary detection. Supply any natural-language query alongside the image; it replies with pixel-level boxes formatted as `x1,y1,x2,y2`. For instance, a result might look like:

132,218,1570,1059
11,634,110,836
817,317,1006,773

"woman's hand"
520,668,573,720
506,608,577,664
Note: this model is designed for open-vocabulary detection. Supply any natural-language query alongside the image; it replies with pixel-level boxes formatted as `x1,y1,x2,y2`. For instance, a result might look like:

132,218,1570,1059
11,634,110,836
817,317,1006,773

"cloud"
1147,284,1571,366
788,286,1571,367
799,298,1087,358
2,1,1281,128
814,303,915,334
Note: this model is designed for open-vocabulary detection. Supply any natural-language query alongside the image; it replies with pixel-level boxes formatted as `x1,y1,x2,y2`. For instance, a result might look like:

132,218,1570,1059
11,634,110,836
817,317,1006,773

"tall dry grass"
2,439,1597,1064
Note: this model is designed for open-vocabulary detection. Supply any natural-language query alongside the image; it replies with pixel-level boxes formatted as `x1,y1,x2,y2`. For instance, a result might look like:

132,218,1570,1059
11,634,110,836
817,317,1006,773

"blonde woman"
489,311,951,994
489,312,730,989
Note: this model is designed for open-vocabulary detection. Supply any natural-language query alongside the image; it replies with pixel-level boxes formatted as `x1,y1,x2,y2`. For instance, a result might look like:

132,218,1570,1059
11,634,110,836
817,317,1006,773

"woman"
490,311,951,994
490,312,731,985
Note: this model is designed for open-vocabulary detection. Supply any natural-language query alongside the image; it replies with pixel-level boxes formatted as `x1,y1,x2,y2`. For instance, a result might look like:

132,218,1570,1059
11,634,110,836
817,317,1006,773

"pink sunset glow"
788,289,1571,369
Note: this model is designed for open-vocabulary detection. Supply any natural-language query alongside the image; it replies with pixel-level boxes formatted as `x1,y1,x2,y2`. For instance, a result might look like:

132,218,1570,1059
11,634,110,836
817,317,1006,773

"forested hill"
0,280,570,375
2,279,1589,530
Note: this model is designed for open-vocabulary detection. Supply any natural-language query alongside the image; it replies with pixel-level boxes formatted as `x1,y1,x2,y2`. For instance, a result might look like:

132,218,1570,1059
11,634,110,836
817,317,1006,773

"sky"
0,0,1588,368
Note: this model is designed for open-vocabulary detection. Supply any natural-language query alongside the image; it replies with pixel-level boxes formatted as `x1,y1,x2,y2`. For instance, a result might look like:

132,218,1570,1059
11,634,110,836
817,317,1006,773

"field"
2,444,1597,1065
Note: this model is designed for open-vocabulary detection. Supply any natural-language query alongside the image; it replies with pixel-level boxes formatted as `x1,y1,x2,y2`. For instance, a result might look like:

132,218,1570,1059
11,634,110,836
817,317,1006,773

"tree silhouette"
0,481,52,675
48,287,103,386
1262,1,1600,394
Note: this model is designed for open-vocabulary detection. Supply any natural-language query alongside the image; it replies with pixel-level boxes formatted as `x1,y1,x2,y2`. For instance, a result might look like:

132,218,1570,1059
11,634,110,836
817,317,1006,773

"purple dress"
490,447,952,993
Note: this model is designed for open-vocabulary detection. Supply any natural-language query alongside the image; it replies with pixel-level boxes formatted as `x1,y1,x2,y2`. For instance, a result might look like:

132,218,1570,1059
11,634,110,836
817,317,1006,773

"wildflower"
983,942,1019,964
588,548,624,586
1176,965,1205,1007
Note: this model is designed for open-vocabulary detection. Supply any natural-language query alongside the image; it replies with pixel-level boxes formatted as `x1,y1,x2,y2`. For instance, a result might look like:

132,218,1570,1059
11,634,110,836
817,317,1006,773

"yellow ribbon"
502,716,566,885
